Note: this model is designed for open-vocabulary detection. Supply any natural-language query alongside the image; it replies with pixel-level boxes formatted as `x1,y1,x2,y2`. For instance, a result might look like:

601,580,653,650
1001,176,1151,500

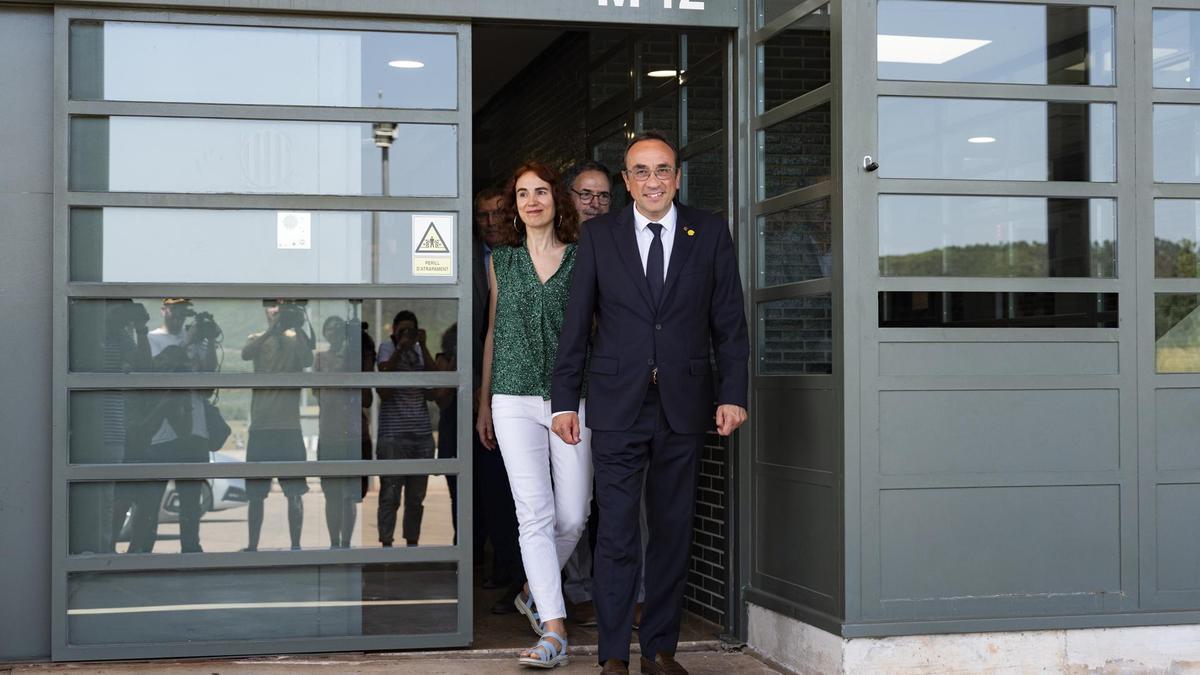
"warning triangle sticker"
415,222,451,254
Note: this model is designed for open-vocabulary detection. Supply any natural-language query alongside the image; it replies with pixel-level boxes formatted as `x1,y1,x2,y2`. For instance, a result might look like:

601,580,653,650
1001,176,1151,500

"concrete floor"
7,649,785,674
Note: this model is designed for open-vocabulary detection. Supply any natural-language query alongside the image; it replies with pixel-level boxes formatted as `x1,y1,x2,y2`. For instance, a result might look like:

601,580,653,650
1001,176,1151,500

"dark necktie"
646,222,664,307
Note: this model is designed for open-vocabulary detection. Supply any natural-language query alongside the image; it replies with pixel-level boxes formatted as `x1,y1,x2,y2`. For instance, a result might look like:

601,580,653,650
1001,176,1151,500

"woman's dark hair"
494,161,580,247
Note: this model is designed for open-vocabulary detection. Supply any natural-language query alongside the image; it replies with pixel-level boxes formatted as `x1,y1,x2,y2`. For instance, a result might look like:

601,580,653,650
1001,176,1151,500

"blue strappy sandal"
518,630,568,669
513,590,545,636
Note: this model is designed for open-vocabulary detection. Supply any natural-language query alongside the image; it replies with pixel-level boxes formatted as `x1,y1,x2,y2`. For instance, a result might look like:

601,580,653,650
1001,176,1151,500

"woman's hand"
475,403,497,450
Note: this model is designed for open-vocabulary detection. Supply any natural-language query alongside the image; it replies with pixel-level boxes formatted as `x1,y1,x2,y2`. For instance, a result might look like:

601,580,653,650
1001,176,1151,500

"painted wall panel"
879,389,1120,475
1155,484,1200,591
0,7,52,661
1155,389,1200,470
755,386,836,472
879,486,1121,601
754,474,839,608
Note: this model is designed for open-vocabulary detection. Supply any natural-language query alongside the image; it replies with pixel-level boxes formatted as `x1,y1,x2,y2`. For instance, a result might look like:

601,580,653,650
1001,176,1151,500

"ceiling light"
647,69,678,78
968,136,996,144
388,60,425,69
878,34,991,65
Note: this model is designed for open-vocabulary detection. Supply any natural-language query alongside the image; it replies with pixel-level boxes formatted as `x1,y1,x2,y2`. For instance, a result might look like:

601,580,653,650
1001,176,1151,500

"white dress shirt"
550,203,679,420
633,203,678,281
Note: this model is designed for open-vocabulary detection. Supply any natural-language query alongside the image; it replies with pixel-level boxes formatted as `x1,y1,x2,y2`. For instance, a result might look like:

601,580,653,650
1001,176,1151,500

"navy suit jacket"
552,203,749,434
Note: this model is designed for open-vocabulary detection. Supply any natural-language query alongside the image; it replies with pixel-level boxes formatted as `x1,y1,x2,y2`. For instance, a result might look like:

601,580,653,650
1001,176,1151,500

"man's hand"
715,404,748,436
552,412,581,445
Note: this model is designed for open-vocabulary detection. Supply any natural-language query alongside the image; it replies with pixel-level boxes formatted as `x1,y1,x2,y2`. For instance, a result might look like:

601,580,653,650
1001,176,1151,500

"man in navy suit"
552,132,749,675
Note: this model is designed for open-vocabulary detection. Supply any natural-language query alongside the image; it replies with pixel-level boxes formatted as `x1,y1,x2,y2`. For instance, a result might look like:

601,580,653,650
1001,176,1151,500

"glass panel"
590,42,631,107
1155,105,1200,183
759,198,832,286
879,97,1116,182
878,1,1114,86
68,298,458,374
879,196,1116,278
761,6,830,113
1157,200,1200,278
1153,10,1200,90
759,102,832,200
638,94,678,137
70,208,459,284
70,471,457,554
67,564,458,644
879,292,1118,327
1157,294,1200,372
758,295,833,375
69,117,457,196
683,65,724,144
684,32,724,70
71,380,459,462
682,147,727,215
637,33,678,98
69,21,457,109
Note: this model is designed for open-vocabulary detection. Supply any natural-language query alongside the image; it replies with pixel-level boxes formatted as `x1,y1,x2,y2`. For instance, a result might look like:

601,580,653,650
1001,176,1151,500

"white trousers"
492,394,593,622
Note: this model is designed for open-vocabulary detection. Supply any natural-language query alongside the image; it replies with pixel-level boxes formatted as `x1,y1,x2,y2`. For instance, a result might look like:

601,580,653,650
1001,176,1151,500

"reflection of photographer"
124,298,223,553
240,299,315,551
433,323,460,544
375,310,435,548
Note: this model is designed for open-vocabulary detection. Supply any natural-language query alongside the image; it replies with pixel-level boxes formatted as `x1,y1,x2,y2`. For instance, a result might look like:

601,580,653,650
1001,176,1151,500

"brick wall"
473,32,590,190
757,18,833,376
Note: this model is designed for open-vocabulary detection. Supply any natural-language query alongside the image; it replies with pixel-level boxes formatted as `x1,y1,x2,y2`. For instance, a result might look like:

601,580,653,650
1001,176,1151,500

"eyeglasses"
571,188,612,205
474,208,505,220
623,165,677,182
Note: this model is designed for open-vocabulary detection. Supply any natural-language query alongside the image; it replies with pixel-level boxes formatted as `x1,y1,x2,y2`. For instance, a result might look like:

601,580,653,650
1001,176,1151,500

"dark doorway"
469,22,735,650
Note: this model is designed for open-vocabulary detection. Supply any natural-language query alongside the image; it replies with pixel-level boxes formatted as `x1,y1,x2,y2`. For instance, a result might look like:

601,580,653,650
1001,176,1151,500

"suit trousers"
492,394,593,622
591,384,703,665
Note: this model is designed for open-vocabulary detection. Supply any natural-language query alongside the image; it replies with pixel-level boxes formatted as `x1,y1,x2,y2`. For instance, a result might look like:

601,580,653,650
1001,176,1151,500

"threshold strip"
69,598,457,615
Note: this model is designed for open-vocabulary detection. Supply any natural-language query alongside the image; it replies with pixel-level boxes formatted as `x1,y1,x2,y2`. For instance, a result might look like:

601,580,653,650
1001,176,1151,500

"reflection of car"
116,451,247,541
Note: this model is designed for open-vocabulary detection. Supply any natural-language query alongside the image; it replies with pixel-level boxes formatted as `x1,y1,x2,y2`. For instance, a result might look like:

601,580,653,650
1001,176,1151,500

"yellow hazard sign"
415,222,451,254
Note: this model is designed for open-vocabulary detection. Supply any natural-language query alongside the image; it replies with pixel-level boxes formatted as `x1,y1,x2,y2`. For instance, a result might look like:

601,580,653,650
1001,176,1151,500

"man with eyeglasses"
552,132,749,675
565,159,614,223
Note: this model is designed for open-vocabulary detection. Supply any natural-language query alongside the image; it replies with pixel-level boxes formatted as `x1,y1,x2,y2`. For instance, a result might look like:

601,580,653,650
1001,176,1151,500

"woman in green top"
477,161,592,669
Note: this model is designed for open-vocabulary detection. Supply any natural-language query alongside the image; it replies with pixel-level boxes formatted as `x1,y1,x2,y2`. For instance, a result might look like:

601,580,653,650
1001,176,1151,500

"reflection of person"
476,162,592,668
75,301,150,554
376,310,435,548
314,314,375,548
129,298,220,554
474,187,525,613
432,323,459,543
551,133,750,675
241,300,314,551
560,160,615,628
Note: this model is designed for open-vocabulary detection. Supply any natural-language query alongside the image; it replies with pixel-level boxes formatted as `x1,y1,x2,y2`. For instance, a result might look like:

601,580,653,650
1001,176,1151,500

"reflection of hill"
1156,238,1199,278
880,241,1115,277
